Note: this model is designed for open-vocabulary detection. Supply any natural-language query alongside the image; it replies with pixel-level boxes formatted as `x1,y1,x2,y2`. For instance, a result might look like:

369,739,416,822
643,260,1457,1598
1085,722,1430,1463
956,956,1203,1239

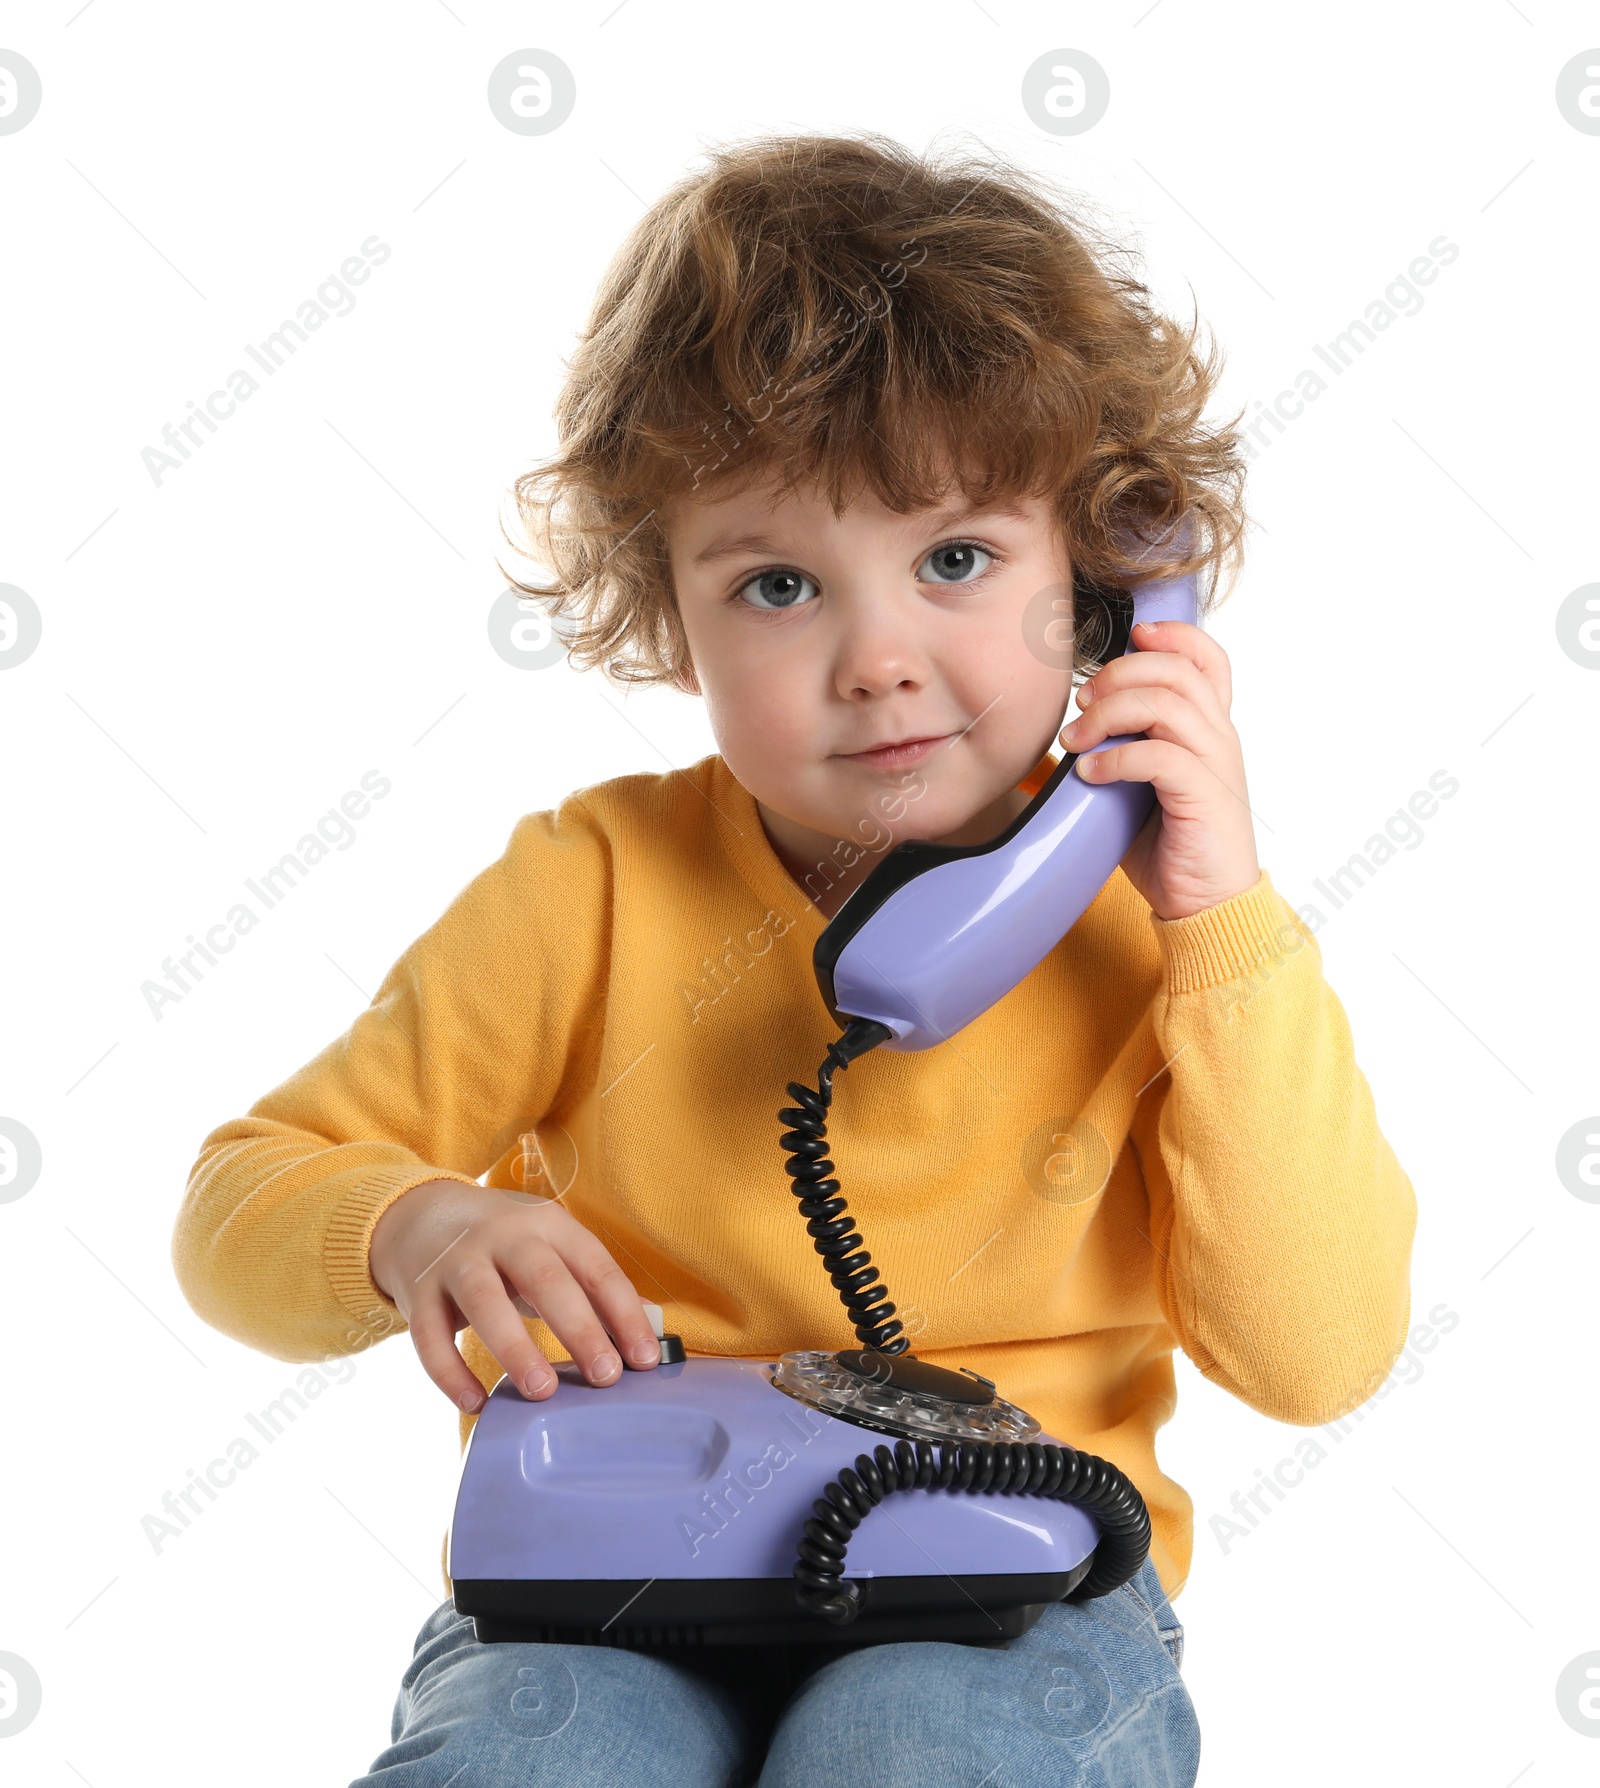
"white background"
1,3,1595,1783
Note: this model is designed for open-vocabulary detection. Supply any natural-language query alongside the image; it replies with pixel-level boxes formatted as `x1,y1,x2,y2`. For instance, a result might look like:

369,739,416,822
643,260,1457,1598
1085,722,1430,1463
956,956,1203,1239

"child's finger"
1129,619,1233,711
406,1294,521,1413
1076,736,1243,813
446,1259,569,1399
540,1224,662,1372
1064,685,1228,765
497,1240,629,1388
1078,632,1229,731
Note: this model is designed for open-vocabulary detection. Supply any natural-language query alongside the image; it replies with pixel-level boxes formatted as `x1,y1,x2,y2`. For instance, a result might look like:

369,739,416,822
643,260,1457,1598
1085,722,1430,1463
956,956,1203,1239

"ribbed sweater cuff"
323,1165,484,1339
1149,869,1308,996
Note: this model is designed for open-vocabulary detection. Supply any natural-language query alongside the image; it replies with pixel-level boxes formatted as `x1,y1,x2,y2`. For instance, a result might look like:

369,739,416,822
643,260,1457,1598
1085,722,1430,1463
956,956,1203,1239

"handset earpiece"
814,522,1201,1049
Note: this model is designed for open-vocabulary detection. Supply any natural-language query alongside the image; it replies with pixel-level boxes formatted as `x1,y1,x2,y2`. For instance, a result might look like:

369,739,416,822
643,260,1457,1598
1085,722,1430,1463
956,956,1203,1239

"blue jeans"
350,1558,1198,1786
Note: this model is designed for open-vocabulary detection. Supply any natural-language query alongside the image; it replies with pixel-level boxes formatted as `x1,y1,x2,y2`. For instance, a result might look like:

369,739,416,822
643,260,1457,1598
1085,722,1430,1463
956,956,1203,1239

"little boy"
174,130,1416,1786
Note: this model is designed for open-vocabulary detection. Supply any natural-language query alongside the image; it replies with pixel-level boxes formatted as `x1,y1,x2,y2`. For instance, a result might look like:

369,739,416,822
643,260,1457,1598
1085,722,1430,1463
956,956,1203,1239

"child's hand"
368,1180,661,1411
1059,619,1261,922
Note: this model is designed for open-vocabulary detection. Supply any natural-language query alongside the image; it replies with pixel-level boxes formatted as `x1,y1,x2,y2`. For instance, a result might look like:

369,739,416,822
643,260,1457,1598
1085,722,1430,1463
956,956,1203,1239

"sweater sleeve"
171,795,612,1364
1128,868,1417,1426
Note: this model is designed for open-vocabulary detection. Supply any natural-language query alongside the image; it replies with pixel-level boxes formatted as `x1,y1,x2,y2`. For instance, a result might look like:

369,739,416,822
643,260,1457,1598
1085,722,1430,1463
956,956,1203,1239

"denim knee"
351,1602,752,1787
758,1565,1198,1788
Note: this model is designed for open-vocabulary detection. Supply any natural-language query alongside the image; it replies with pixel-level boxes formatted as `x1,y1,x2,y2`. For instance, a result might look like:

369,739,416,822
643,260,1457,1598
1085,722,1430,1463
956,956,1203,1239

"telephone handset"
814,536,1201,1051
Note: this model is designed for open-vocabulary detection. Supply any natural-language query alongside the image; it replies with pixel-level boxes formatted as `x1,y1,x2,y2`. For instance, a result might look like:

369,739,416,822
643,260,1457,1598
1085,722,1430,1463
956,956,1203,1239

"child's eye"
735,568,819,611
918,539,995,584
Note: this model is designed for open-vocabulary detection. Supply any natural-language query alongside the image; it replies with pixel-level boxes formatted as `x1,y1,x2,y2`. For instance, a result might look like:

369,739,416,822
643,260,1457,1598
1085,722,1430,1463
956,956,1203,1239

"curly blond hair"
501,129,1249,687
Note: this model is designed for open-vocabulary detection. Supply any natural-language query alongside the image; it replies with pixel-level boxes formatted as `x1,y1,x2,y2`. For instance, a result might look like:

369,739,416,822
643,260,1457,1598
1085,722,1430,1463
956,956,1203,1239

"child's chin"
819,769,1004,849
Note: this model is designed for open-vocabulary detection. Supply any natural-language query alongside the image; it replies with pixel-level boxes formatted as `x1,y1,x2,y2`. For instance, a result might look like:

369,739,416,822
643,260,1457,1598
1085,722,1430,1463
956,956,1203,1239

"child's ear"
673,659,702,696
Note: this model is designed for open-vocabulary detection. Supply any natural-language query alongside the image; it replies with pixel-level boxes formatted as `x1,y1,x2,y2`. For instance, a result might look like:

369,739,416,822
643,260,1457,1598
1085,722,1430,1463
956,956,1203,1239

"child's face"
665,474,1075,858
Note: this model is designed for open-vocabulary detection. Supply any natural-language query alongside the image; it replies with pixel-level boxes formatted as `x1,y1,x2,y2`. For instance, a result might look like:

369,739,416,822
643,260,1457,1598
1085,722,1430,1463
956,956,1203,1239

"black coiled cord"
794,1435,1153,1623
777,1018,903,1353
777,1019,1152,1621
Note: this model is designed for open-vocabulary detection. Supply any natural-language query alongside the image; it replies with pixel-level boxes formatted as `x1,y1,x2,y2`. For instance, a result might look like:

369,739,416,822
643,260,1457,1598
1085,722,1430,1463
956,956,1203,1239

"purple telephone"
448,533,1198,1649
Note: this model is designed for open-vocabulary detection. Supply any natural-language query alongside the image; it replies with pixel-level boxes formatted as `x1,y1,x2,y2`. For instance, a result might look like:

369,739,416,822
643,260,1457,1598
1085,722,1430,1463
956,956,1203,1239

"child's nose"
832,607,930,701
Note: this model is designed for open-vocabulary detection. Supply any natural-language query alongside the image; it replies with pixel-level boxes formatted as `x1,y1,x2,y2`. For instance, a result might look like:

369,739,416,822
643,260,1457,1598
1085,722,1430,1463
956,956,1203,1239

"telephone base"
455,1566,1088,1647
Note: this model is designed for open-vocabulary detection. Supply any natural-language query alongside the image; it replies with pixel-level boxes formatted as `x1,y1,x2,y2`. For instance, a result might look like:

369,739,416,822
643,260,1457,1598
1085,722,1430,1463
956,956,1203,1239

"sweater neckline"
704,754,829,945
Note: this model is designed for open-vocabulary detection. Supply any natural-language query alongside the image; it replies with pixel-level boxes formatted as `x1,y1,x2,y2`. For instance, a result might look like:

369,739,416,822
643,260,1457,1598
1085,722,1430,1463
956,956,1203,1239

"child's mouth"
836,733,954,768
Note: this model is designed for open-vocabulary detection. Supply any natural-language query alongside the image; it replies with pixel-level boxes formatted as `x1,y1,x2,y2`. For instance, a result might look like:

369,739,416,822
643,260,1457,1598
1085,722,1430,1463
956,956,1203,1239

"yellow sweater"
173,751,1416,1602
